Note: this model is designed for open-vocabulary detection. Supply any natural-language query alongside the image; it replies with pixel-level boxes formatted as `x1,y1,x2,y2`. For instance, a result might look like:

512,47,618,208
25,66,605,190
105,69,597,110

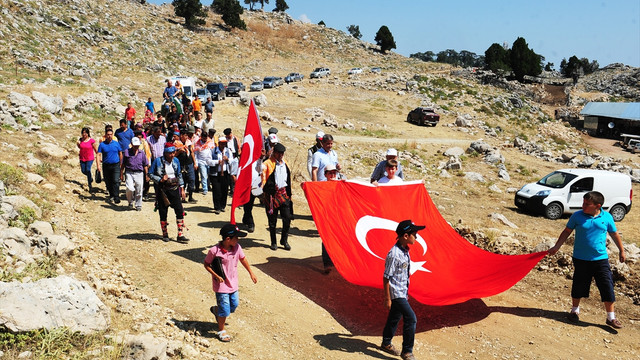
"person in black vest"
262,143,292,251
223,128,241,196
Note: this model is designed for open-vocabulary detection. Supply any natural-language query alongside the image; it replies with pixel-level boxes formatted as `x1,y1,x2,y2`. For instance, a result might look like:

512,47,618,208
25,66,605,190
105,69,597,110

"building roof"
580,102,640,121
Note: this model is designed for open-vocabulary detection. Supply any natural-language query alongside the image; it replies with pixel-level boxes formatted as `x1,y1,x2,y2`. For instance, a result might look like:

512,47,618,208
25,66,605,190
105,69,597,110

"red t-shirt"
125,107,137,121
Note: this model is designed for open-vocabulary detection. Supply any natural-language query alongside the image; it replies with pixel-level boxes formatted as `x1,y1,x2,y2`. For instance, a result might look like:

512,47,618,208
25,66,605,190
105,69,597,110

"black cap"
395,220,425,236
273,143,286,153
220,223,247,239
268,127,278,134
223,128,232,135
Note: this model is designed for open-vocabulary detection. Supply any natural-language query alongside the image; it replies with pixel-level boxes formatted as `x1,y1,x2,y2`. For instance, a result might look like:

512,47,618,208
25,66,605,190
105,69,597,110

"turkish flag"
230,100,263,224
302,180,547,305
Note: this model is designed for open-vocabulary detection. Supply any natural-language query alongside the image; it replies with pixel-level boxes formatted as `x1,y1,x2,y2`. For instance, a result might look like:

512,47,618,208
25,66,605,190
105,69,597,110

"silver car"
250,81,263,91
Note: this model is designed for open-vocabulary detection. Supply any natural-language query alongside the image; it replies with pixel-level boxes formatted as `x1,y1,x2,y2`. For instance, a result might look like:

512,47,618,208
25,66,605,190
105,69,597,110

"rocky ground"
1,0,640,359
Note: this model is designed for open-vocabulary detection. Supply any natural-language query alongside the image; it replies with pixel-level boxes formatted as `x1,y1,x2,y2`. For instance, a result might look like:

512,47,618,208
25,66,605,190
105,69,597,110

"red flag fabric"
302,180,547,305
230,100,263,224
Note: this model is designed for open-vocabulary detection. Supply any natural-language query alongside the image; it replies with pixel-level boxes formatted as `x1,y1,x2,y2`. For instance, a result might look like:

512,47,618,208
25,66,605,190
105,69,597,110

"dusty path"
83,180,640,359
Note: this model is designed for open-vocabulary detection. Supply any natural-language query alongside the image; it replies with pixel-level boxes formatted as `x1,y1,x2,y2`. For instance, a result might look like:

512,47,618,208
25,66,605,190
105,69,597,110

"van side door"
567,177,594,211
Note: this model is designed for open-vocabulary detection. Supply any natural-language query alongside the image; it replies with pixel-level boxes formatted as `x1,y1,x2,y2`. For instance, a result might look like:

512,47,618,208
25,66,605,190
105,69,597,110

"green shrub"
34,162,59,177
1,255,58,282
0,163,25,188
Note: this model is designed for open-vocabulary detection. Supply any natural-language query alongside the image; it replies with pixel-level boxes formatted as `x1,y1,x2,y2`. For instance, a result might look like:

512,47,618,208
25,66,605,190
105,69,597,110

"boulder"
2,195,42,218
26,172,45,184
464,172,485,182
38,142,69,160
37,234,75,256
455,115,472,127
123,334,168,360
488,184,502,193
8,92,37,108
443,147,465,157
468,140,491,154
0,227,31,257
0,276,110,334
489,213,518,228
484,151,504,164
31,91,63,114
28,221,54,236
253,94,267,106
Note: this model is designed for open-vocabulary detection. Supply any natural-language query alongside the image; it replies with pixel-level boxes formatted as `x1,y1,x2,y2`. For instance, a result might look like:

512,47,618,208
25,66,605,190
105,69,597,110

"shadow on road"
313,333,395,359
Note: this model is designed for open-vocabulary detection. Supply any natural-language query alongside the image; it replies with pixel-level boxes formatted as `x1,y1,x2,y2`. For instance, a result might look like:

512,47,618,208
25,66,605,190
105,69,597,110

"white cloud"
298,14,311,24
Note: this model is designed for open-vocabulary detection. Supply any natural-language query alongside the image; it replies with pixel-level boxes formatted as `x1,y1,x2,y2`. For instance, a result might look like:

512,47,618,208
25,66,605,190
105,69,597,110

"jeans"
215,291,239,317
197,161,209,194
102,162,120,200
80,160,93,189
182,163,195,193
210,172,230,211
382,297,416,355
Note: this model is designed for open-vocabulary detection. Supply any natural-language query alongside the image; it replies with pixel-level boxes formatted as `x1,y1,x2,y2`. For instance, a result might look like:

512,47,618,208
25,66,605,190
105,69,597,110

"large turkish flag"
230,100,263,224
302,180,547,305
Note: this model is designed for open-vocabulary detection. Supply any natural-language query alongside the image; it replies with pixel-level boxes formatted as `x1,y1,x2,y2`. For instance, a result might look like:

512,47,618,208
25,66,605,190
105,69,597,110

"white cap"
386,148,398,156
131,137,141,146
316,131,325,140
324,164,337,172
268,133,279,143
218,135,227,142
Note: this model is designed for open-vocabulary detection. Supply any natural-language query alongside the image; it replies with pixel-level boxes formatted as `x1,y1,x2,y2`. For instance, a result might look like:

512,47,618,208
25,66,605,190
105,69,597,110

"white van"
514,169,632,221
169,76,197,99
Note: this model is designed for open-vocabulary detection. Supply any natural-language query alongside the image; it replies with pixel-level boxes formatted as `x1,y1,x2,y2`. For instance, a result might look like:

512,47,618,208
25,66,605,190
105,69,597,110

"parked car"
263,77,277,88
285,72,303,83
515,169,632,221
632,141,640,154
310,67,330,78
348,67,363,75
226,82,245,96
170,76,197,98
370,67,382,73
250,81,264,91
196,88,211,102
407,107,440,126
206,82,226,101
274,77,284,86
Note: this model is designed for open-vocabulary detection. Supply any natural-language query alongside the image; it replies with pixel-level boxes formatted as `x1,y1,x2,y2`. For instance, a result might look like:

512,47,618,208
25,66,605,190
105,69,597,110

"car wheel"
609,204,627,222
544,202,563,220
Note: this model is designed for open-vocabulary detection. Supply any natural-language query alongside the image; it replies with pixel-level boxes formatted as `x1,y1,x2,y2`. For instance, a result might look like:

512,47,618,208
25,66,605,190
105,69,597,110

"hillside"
1,0,640,359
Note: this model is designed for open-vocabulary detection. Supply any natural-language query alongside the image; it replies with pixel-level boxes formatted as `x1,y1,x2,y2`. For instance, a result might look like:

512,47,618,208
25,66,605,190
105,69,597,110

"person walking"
176,128,197,203
210,136,234,214
204,223,257,342
120,137,148,211
194,131,215,196
148,143,188,243
306,131,324,180
311,134,341,181
97,128,122,204
262,143,292,251
115,118,134,152
77,127,98,193
380,220,424,360
548,191,626,329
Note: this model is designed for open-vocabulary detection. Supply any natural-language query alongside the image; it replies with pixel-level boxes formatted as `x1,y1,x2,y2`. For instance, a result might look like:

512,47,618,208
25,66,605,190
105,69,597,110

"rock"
488,184,502,193
455,115,472,127
489,213,518,228
0,180,5,197
506,187,519,193
38,234,76,256
612,263,631,281
468,140,492,154
439,169,451,178
0,227,31,257
579,156,596,167
498,167,511,182
322,117,339,128
464,172,485,182
26,172,45,184
622,243,640,263
253,94,267,106
42,183,57,191
38,142,69,160
513,137,526,148
443,147,465,157
28,221,54,236
0,276,110,334
239,93,251,106
445,157,462,170
534,238,556,253
2,195,42,218
31,91,63,114
484,151,504,164
8,92,37,108
561,153,575,162
123,334,168,360
494,235,521,253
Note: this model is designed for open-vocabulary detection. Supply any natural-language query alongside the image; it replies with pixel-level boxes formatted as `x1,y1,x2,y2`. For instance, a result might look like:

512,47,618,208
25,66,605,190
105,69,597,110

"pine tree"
374,25,396,54
347,25,362,39
273,0,288,12
212,0,246,30
172,0,207,28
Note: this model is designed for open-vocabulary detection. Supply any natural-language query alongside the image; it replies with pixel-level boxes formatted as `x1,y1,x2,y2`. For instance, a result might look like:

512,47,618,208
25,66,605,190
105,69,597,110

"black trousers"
102,162,120,200
210,172,230,211
242,194,258,226
158,187,184,222
266,200,291,243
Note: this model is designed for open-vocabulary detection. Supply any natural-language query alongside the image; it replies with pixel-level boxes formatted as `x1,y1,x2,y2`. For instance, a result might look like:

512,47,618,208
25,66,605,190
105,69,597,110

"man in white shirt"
210,136,234,214
311,134,341,181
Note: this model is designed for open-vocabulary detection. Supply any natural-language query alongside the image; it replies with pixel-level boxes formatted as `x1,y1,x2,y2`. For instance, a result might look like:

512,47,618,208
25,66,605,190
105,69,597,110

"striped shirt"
384,243,411,300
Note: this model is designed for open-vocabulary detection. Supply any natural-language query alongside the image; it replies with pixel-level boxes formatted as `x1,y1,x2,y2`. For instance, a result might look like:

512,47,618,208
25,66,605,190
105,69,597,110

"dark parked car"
226,82,245,96
285,72,303,83
263,77,277,88
206,82,226,101
407,107,440,126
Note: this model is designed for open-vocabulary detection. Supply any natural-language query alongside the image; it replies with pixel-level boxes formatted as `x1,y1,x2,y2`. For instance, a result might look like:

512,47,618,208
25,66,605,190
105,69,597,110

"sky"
149,0,640,68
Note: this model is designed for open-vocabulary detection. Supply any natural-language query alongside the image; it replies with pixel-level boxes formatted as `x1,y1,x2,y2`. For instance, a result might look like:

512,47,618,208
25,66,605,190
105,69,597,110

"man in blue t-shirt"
114,119,134,151
549,191,627,329
97,128,123,204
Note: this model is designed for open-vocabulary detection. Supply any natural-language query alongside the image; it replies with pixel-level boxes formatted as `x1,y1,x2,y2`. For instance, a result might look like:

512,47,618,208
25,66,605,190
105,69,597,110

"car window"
570,177,594,193
537,171,578,188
